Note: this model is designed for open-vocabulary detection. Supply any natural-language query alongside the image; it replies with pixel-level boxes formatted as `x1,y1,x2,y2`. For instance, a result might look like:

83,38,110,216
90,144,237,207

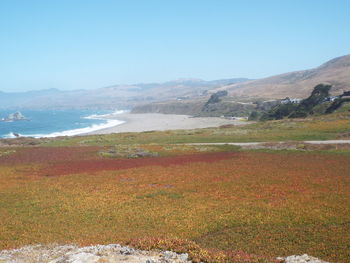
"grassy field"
0,113,349,263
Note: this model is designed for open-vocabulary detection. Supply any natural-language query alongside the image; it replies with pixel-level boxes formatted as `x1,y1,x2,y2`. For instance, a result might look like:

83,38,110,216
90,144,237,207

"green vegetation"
259,84,333,120
0,148,16,157
260,102,298,120
326,97,350,114
204,90,228,105
253,84,350,121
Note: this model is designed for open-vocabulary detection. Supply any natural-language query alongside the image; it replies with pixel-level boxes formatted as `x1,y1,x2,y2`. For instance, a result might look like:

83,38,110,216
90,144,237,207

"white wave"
3,132,21,139
84,109,129,120
22,119,125,138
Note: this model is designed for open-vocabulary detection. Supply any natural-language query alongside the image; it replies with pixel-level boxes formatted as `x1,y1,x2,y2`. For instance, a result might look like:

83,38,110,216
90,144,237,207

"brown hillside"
218,54,350,99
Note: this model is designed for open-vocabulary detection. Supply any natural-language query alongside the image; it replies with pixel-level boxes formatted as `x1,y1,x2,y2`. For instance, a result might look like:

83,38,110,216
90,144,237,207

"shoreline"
84,113,247,135
0,109,126,139
0,112,247,139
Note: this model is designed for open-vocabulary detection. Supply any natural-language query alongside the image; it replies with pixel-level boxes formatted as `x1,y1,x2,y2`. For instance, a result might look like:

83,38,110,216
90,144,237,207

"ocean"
0,109,125,138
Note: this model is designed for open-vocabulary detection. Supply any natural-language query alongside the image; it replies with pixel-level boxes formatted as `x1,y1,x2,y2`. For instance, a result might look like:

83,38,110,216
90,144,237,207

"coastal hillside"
131,55,350,116
249,84,350,121
132,98,207,115
216,54,350,99
0,78,249,110
3,55,350,111
132,96,256,117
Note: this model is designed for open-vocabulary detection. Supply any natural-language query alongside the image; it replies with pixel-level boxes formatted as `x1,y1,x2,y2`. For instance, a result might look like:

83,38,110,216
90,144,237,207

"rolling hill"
2,54,350,110
0,78,248,110
216,54,350,99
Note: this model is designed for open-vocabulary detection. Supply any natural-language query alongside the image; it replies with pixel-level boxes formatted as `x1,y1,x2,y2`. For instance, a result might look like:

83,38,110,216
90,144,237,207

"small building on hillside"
280,97,302,104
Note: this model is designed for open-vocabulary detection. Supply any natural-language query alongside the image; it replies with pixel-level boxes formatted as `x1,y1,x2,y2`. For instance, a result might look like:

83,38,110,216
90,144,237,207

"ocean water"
0,109,125,138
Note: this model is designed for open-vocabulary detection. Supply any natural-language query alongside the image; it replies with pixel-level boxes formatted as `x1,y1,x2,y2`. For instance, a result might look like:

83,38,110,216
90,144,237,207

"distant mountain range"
0,78,248,110
215,54,350,99
1,54,350,110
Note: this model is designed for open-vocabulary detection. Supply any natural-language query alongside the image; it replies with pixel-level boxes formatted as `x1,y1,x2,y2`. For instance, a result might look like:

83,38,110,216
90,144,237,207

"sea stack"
1,111,28,122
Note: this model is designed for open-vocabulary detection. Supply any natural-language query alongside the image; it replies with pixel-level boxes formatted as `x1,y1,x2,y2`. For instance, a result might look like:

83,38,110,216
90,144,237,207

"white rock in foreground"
0,244,190,263
277,254,330,263
0,245,332,263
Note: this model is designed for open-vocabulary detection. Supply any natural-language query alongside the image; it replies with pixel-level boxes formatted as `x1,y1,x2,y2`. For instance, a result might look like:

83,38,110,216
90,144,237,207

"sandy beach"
86,113,247,135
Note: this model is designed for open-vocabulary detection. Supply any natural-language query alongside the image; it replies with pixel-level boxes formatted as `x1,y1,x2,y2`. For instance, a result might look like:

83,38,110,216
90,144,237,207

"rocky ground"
0,244,331,263
0,244,190,263
278,254,330,263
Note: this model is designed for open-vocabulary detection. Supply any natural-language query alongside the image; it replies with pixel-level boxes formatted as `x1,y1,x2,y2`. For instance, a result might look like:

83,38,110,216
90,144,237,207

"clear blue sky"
1,0,349,92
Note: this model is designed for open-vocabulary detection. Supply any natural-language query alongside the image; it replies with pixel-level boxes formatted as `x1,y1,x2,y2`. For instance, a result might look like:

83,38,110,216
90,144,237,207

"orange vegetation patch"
127,237,276,263
0,148,349,262
39,152,238,176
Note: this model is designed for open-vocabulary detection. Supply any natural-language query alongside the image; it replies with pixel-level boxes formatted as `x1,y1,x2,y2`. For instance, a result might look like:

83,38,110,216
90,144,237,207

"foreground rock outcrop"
0,244,332,263
0,244,190,263
277,254,330,263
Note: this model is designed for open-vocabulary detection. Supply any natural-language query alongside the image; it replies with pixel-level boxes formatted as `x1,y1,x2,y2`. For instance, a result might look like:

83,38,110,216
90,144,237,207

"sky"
0,0,350,92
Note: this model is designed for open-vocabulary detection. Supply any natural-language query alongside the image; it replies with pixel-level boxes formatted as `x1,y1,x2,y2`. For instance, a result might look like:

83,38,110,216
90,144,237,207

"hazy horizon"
0,77,249,93
1,0,350,92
